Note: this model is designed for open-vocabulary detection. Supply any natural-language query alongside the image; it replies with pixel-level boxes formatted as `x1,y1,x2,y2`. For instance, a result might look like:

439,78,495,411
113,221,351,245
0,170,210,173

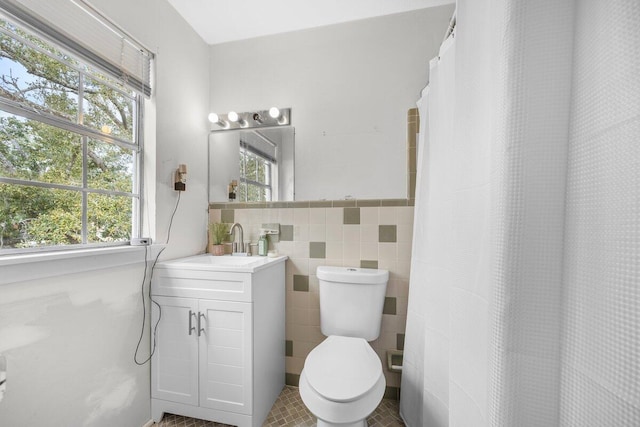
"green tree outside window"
0,19,140,249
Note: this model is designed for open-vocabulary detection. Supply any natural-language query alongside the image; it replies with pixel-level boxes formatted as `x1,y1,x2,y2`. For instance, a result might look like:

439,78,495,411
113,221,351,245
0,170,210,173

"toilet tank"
316,266,389,341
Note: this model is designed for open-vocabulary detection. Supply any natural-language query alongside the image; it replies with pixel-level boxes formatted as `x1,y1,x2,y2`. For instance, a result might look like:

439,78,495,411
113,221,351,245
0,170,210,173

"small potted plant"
208,222,229,256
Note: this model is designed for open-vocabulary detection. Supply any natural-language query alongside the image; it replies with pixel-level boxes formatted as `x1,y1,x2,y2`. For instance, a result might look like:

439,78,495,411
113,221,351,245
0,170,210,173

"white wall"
0,263,151,427
0,0,210,425
209,5,454,201
92,0,211,260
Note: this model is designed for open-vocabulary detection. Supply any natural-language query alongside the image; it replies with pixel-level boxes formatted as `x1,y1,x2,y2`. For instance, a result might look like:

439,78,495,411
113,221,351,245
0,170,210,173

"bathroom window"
0,17,144,251
238,141,273,202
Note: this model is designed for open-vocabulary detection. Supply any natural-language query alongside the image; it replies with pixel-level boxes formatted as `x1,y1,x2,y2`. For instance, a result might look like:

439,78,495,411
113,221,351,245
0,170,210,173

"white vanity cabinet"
150,255,286,427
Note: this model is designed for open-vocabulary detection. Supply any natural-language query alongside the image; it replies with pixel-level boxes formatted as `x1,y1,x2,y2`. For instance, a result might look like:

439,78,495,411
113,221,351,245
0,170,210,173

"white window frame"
0,16,144,254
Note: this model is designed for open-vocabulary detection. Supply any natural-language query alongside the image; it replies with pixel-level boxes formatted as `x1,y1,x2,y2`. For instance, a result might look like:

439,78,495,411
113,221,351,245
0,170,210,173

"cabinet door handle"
198,312,206,337
188,310,197,335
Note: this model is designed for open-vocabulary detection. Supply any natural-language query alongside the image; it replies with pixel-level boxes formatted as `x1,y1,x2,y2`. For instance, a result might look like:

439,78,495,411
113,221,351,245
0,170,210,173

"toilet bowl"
299,335,386,427
299,266,389,427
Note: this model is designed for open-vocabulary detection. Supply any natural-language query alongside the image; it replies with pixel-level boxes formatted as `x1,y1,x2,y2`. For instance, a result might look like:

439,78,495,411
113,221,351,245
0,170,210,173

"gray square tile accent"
343,207,361,224
285,340,293,357
285,373,300,386
409,145,417,173
280,225,294,241
381,199,408,206
221,209,234,223
360,260,379,269
309,242,326,259
397,333,405,351
356,199,381,207
383,297,397,315
379,225,397,242
293,275,309,292
384,386,400,400
310,201,333,207
292,201,311,207
409,172,417,200
333,200,357,207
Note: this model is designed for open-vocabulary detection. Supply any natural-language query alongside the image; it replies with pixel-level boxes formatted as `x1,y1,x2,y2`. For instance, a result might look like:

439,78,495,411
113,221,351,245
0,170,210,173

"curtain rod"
419,9,457,97
443,9,457,43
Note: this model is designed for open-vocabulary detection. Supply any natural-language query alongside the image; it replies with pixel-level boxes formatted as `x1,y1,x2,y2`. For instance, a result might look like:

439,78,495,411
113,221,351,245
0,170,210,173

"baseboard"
142,419,154,427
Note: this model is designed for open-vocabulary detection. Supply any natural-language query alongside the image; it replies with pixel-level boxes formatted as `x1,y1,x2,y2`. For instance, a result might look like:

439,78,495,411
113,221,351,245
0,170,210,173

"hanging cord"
134,191,182,365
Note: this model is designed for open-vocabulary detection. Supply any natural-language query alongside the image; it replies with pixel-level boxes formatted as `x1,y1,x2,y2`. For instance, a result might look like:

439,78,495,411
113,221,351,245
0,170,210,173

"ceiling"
166,0,455,45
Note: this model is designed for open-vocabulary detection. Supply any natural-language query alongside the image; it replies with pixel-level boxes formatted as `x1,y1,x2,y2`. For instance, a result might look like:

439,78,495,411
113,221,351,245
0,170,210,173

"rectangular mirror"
208,127,294,202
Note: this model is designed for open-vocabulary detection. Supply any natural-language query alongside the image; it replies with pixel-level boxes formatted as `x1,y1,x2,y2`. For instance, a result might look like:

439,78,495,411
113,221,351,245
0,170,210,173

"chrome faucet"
229,222,246,255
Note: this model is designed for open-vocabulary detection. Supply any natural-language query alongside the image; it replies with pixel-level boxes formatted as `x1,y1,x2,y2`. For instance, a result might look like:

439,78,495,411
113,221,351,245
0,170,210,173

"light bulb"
208,112,229,128
228,111,239,122
268,107,280,119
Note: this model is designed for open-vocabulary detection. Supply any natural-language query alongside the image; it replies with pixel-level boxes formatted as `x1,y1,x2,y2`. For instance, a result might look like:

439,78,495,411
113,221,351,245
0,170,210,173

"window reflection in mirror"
238,136,273,202
209,127,294,202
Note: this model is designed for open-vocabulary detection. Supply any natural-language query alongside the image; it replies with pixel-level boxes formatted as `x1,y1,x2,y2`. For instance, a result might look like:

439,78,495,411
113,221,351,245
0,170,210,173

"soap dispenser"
258,231,268,256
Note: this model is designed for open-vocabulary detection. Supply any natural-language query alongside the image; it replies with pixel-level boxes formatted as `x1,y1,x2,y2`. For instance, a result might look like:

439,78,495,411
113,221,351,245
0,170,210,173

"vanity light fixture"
269,107,287,125
208,113,229,129
252,113,264,124
208,108,291,131
227,111,247,128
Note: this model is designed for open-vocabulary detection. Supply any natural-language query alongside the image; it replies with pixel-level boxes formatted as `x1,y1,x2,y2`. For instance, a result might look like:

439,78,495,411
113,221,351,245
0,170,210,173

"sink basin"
162,254,287,273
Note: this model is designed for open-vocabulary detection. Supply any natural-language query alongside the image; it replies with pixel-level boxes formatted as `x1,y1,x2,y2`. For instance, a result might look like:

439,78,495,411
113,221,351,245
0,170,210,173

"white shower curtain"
401,34,457,427
400,0,640,426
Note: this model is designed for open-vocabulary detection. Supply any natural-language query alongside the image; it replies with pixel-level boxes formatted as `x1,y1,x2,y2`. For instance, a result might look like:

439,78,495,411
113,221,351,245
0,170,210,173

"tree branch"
87,149,108,172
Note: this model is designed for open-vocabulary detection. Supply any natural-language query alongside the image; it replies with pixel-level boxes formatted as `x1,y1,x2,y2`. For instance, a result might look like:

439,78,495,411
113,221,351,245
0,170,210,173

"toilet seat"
304,335,382,403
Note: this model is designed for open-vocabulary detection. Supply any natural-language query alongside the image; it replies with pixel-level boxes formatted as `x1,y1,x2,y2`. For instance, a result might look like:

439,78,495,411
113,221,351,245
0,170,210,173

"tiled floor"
156,385,404,427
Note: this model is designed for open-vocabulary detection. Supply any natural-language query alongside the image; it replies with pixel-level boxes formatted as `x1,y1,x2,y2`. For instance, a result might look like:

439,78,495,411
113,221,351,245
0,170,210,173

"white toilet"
299,266,389,427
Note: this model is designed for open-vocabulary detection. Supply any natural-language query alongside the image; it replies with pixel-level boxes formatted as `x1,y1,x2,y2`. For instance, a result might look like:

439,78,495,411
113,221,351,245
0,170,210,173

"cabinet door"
198,299,253,414
151,296,199,406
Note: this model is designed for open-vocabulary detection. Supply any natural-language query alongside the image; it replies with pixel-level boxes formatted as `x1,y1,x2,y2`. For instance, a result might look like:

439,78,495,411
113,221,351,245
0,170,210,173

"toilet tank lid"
317,266,388,284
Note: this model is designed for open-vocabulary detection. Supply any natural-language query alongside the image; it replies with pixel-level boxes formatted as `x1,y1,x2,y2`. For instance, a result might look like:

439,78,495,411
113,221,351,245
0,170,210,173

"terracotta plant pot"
209,244,225,256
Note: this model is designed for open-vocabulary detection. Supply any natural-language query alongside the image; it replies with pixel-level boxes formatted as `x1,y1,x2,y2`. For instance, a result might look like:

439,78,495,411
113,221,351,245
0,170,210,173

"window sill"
0,245,165,286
